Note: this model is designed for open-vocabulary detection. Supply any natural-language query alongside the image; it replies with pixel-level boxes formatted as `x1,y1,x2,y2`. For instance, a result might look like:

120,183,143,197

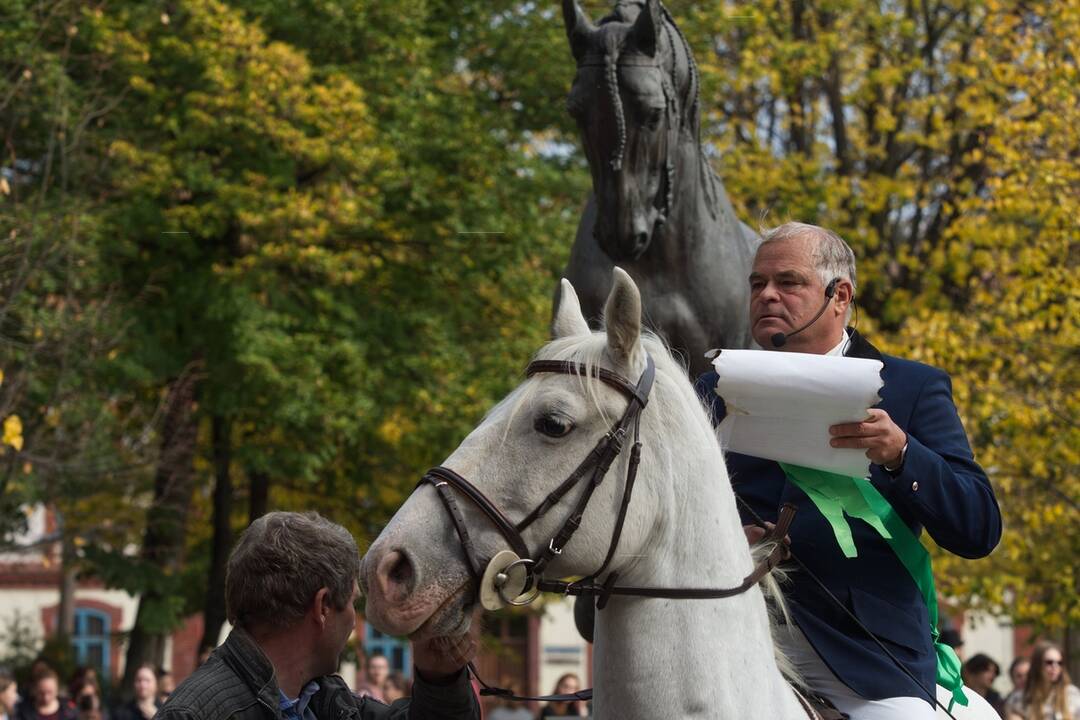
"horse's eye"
535,415,574,438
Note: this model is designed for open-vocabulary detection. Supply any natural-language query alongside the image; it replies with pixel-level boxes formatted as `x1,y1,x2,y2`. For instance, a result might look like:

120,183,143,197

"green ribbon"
779,463,968,710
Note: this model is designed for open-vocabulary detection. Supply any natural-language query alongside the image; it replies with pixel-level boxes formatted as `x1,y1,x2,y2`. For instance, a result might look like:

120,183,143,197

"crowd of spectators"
5,640,1075,720
0,661,174,720
961,642,1078,720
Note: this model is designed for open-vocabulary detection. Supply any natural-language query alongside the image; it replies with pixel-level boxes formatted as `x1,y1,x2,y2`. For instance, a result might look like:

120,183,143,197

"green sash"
779,463,967,709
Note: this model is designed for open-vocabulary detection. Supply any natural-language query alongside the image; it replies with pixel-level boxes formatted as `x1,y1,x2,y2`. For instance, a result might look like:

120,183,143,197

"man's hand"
412,614,480,682
829,409,907,467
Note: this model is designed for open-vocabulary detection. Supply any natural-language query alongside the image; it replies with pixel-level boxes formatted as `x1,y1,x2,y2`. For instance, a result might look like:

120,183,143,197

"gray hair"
760,222,857,290
761,222,857,321
226,511,359,632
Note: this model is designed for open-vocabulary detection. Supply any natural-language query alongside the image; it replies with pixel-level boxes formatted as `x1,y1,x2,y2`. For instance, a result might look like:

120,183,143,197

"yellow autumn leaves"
0,370,23,452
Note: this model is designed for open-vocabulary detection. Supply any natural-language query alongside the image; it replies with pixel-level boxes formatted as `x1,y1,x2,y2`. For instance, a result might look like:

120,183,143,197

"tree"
6,0,589,685
690,0,1078,627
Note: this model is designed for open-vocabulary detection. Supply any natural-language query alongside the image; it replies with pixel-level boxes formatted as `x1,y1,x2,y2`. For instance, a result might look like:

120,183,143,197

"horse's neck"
590,444,800,719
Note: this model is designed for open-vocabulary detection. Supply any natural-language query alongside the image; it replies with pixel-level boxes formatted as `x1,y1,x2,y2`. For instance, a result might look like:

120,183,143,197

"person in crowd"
537,674,587,719
696,222,1002,720
73,690,102,720
940,628,965,662
382,673,411,705
963,653,1005,717
1007,657,1033,708
155,669,174,705
158,511,479,720
67,668,105,720
15,669,77,720
113,665,157,720
1005,642,1080,720
355,653,390,703
1,667,18,720
65,670,99,710
20,661,53,705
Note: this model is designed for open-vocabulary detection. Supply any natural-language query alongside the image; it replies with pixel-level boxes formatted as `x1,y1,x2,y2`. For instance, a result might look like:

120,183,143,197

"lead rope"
468,662,594,703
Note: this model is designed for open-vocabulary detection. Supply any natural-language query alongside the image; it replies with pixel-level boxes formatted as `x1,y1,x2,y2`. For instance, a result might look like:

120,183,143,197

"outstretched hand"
412,613,480,682
829,408,907,467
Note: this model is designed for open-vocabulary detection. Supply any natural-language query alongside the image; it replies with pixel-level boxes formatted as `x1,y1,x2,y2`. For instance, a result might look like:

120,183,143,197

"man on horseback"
695,222,1002,720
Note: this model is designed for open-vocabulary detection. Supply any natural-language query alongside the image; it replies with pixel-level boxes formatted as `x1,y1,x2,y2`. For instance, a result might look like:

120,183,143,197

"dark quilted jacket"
156,629,478,720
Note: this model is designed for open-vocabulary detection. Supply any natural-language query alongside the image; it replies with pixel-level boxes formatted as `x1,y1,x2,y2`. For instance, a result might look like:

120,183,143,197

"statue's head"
563,0,693,261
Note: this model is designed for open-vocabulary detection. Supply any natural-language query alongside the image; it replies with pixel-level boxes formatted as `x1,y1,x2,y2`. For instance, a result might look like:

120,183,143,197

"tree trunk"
248,469,269,524
58,538,77,637
199,415,233,652
121,369,200,695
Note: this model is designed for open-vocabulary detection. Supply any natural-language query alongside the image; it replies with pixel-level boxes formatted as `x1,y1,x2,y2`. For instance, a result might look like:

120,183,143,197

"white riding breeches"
776,623,935,720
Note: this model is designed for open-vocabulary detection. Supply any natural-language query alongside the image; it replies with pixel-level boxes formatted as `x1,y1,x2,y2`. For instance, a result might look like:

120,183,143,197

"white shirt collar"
826,329,850,357
749,329,850,355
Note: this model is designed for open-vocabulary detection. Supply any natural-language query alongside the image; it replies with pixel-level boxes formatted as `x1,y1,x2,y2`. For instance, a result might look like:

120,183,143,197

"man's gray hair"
761,221,857,291
226,511,359,631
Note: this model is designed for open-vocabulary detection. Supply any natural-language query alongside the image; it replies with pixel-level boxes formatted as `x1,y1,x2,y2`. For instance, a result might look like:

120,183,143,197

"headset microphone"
770,278,840,348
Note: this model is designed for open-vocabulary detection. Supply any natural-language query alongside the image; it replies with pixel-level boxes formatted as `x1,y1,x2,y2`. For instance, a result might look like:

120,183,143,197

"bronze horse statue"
559,0,759,375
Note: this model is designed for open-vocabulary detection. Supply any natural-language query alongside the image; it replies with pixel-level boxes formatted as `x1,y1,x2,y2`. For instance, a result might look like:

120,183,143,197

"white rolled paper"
710,349,884,478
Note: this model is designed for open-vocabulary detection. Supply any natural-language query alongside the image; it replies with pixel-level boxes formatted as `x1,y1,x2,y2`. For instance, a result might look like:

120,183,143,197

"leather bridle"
421,354,655,607
419,353,795,611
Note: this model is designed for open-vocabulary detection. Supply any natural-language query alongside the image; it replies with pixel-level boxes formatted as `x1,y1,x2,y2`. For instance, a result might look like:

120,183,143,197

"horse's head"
361,269,706,641
563,0,696,261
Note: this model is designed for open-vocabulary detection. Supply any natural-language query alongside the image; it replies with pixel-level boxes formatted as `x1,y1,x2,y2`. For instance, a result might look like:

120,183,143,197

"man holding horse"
160,511,480,720
696,222,1002,720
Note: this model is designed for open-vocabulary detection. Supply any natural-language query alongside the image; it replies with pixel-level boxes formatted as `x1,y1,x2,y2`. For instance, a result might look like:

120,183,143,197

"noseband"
420,354,796,611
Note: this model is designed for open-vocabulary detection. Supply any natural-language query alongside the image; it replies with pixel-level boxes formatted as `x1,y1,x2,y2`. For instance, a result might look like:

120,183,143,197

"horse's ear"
629,0,661,57
562,0,595,61
552,279,592,339
603,267,642,364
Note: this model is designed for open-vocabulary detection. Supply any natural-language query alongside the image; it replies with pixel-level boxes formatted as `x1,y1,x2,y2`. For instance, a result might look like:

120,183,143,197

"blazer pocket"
849,586,928,653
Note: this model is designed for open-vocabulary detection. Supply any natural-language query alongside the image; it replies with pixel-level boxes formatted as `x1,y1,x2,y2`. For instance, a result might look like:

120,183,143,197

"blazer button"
911,481,920,492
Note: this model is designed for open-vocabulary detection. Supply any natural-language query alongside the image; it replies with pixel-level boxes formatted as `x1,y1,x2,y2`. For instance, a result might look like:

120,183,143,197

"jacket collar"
843,328,883,362
219,627,283,714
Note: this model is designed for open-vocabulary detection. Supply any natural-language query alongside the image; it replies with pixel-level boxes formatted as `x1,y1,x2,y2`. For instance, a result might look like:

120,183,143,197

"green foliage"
0,610,42,671
2,0,1072,641
693,0,1078,628
2,0,586,643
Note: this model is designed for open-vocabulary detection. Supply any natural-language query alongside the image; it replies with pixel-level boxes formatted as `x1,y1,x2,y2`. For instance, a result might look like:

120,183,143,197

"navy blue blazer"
694,330,1001,702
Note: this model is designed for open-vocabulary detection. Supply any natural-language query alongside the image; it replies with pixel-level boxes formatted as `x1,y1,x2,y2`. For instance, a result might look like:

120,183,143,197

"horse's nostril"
634,232,649,251
376,549,415,602
389,553,412,585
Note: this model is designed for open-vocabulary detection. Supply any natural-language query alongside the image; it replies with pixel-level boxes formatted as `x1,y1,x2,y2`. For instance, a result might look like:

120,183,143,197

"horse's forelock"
586,5,698,129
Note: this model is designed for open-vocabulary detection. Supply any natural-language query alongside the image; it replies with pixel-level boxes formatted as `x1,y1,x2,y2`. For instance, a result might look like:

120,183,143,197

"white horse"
361,268,996,720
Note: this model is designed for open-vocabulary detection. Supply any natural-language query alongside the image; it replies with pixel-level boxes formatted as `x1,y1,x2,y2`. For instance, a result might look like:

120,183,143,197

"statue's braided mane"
598,2,702,218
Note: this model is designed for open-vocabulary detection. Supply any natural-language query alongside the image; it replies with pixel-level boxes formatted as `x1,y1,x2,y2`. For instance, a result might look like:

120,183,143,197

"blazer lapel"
844,328,883,361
